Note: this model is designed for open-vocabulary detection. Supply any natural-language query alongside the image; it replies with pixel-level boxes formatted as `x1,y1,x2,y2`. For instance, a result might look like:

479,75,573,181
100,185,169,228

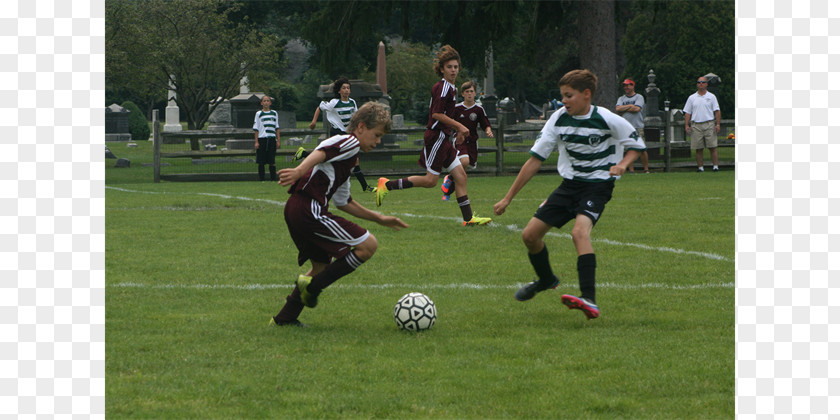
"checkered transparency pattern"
737,0,839,417
2,0,105,418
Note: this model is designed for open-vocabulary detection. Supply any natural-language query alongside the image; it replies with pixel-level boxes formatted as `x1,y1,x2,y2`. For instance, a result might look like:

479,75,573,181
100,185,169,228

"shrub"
121,100,150,141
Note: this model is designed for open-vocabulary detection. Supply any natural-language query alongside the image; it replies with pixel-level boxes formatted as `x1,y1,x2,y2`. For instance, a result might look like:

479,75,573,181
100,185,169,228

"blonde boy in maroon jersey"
270,102,408,327
440,80,494,201
373,45,491,226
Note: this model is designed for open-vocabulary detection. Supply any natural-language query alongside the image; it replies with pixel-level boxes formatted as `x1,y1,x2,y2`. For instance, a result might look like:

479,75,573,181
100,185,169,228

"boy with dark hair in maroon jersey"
270,102,408,327
372,45,492,226
440,80,494,201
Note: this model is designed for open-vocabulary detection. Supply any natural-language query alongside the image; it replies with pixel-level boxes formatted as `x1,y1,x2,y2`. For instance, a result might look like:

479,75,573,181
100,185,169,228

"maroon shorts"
455,138,478,168
284,193,369,266
418,130,459,175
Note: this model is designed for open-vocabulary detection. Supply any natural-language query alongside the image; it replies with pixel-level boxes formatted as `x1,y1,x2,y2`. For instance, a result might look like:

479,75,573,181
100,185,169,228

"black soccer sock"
258,165,265,181
385,178,413,190
274,286,305,323
456,195,473,222
309,251,364,293
352,165,369,189
269,165,277,181
528,244,557,287
577,253,597,303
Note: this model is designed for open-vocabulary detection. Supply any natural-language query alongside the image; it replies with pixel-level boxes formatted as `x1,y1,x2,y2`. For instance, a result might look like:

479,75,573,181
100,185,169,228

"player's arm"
337,200,409,231
480,114,494,137
309,105,324,130
611,149,640,176
493,156,542,216
278,149,326,186
432,112,469,143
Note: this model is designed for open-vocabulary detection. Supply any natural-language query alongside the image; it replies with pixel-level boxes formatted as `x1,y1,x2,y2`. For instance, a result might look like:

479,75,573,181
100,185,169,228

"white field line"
110,281,734,291
106,187,731,262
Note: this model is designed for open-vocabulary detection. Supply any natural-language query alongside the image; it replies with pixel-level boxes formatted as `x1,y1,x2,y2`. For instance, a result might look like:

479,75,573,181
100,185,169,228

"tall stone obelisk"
375,41,390,110
376,41,387,95
482,43,498,118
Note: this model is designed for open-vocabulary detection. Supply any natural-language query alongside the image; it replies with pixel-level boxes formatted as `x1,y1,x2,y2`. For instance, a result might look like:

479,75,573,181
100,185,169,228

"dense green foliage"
120,100,150,141
621,0,735,116
106,0,282,129
106,0,735,125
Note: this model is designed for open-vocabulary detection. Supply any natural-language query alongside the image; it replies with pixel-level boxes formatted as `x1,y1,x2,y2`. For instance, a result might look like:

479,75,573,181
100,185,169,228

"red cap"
622,79,635,86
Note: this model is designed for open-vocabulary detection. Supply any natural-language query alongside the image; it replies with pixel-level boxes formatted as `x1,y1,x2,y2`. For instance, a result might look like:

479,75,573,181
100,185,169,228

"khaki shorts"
690,120,717,149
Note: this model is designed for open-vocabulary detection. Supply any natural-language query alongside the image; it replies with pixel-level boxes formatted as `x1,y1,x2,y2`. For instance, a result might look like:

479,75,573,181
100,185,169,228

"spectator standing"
683,76,721,172
253,95,280,182
615,78,649,173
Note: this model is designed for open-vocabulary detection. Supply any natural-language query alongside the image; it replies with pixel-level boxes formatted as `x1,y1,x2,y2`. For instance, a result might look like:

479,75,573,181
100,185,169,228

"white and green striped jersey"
530,105,646,182
252,110,279,138
319,98,358,131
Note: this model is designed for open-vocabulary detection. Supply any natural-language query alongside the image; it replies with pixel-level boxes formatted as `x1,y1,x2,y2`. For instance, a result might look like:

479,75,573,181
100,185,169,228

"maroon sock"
456,195,472,221
274,286,304,323
309,251,364,292
385,178,413,190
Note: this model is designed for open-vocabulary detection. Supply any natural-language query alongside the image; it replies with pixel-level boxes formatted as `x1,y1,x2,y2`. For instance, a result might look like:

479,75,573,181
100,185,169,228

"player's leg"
561,213,600,319
515,217,559,301
267,140,278,181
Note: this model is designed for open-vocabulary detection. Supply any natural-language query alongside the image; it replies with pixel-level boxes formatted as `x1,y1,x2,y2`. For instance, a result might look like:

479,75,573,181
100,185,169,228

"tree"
106,0,282,129
620,0,735,119
579,0,618,109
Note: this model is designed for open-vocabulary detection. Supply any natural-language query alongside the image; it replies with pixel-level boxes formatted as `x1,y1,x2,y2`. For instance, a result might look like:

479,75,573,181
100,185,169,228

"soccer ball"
394,292,436,331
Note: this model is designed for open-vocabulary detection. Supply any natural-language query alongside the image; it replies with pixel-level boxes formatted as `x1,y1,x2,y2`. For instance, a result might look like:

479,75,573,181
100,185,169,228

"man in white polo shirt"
683,76,721,172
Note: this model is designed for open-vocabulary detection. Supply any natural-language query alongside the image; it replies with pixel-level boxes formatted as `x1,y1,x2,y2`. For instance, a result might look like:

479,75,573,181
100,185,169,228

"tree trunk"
578,0,617,110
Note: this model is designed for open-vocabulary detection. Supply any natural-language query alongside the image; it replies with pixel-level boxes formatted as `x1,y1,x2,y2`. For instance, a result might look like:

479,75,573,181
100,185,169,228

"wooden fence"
152,109,734,182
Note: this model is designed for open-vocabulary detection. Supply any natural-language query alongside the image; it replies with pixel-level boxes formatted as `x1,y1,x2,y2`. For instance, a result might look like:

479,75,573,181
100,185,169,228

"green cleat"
296,274,318,308
293,147,306,162
373,177,389,207
463,214,492,226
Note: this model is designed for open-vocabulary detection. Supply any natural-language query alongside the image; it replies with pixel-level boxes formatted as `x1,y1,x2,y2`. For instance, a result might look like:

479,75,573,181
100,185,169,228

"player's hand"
254,142,259,150
493,198,510,216
380,216,409,231
609,165,627,176
486,128,494,138
277,168,300,186
308,121,316,130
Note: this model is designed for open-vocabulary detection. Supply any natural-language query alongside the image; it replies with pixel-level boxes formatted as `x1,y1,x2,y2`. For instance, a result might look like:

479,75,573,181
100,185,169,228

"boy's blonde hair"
460,80,477,92
433,45,461,78
347,101,392,133
558,69,598,95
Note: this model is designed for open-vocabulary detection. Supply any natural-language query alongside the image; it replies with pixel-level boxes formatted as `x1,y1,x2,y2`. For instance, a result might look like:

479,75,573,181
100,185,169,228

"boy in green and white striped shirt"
493,69,646,320
253,95,280,181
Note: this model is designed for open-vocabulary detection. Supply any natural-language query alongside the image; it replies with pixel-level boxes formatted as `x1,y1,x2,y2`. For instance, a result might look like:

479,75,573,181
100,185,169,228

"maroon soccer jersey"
454,102,491,144
287,134,360,207
425,79,459,136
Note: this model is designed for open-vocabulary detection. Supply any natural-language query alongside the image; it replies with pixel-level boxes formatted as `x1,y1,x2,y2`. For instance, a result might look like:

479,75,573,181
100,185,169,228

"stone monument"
375,41,391,110
163,75,182,132
105,103,132,142
481,43,498,119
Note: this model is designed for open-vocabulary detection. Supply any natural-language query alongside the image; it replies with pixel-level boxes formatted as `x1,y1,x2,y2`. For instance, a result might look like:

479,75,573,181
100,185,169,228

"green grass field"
106,145,734,418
